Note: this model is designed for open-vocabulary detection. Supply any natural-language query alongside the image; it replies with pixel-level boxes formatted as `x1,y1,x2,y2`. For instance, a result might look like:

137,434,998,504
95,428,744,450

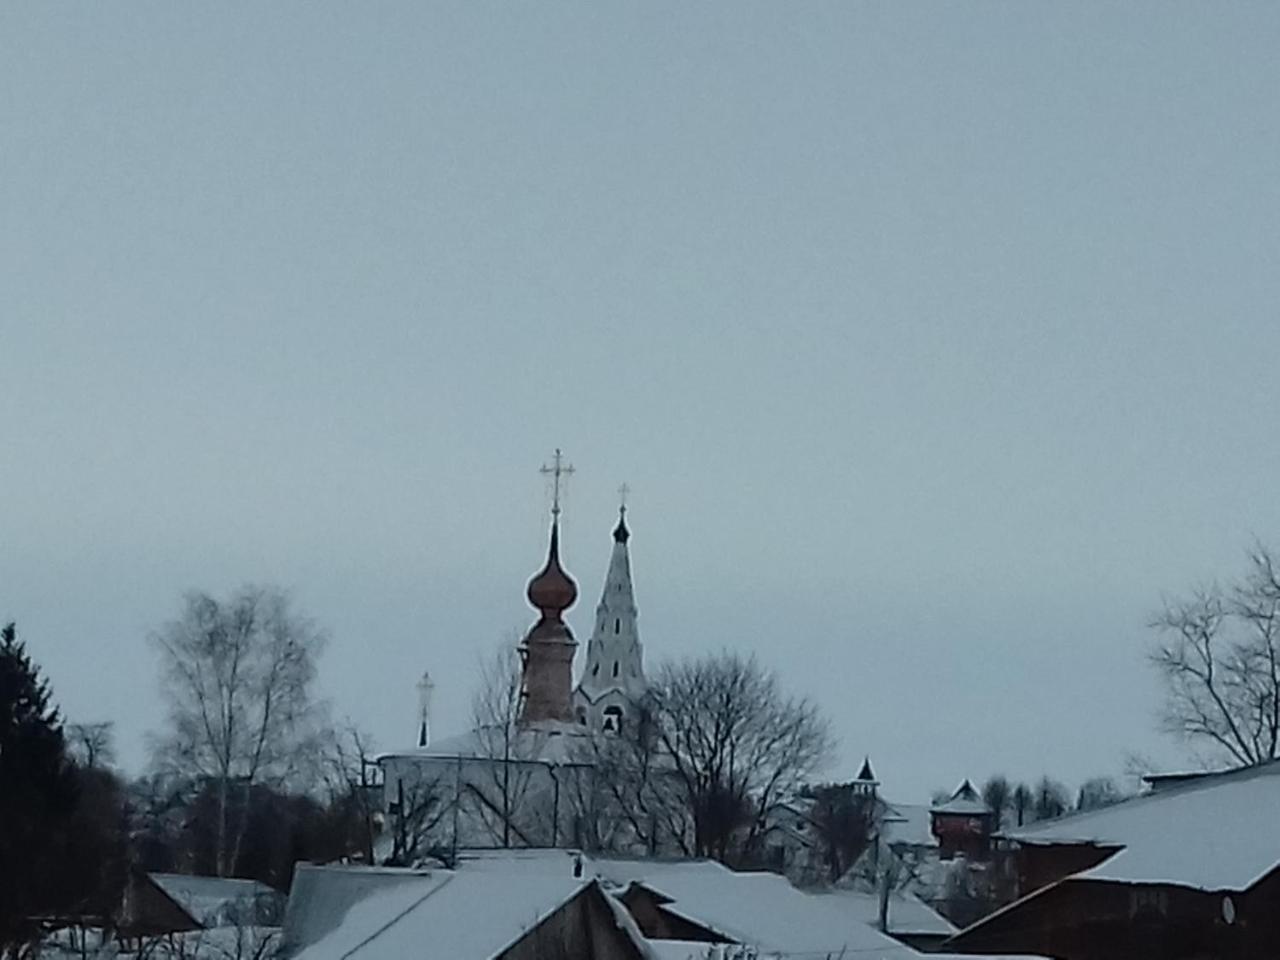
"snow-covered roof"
835,887,955,938
931,781,989,816
594,858,920,958
378,720,592,765
283,854,619,960
149,874,280,927
1002,762,1280,891
882,802,938,848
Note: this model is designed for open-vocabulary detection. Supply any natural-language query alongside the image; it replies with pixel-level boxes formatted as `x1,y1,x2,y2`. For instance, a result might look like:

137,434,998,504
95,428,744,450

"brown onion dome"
526,521,578,616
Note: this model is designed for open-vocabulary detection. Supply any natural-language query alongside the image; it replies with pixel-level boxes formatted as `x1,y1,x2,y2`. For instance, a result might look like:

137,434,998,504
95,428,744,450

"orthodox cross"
618,482,631,515
540,448,575,518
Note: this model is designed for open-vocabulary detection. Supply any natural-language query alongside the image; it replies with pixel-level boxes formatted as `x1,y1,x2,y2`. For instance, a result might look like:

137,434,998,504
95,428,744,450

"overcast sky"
3,3,1280,800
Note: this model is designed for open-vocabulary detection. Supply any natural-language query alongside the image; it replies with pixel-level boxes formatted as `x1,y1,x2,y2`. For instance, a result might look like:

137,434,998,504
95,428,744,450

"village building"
945,760,1280,960
115,871,284,953
931,780,996,861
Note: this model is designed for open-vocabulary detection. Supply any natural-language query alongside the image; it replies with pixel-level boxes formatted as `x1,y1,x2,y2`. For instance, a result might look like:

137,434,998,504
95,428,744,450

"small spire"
416,671,434,748
614,483,631,543
856,756,876,783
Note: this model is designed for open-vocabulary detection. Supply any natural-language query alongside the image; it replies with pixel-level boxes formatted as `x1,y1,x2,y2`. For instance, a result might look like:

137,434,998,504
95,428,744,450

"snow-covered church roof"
379,719,592,765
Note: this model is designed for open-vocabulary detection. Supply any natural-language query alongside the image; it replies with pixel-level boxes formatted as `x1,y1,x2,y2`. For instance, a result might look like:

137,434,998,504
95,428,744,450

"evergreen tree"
0,623,78,959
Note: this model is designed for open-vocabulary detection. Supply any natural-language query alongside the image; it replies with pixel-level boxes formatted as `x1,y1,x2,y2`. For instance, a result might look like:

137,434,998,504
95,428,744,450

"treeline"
0,587,382,957
950,773,1132,829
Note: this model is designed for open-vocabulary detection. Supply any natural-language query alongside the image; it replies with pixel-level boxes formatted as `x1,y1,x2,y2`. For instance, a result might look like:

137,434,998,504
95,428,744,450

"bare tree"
1075,776,1125,811
981,776,1011,830
1010,783,1033,827
468,642,548,847
151,586,326,877
1151,546,1280,767
1032,776,1069,821
570,699,692,856
387,771,448,865
67,722,116,769
652,651,833,861
806,782,875,882
321,723,385,864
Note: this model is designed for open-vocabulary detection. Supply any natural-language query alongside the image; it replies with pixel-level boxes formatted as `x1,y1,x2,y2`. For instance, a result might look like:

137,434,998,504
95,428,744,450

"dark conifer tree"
0,622,78,958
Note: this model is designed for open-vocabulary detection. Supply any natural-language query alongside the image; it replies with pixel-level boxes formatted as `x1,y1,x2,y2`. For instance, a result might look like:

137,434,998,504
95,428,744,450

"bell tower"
575,486,647,731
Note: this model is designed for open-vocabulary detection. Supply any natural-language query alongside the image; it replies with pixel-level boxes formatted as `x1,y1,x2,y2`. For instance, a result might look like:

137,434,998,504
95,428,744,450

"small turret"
416,671,434,748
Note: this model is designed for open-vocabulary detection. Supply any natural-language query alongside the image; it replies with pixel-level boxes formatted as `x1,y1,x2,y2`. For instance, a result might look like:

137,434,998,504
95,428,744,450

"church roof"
379,721,592,766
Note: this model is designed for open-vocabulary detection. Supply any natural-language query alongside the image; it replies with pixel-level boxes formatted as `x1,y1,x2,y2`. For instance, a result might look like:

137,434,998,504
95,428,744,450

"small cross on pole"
539,448,575,518
618,482,631,515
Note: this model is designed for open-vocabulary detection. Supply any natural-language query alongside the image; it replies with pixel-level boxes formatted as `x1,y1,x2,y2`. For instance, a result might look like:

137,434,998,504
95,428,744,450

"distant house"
116,870,283,942
930,781,995,861
946,761,1280,960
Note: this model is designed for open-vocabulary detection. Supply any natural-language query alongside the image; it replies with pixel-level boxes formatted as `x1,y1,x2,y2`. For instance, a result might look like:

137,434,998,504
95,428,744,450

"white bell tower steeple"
574,488,647,731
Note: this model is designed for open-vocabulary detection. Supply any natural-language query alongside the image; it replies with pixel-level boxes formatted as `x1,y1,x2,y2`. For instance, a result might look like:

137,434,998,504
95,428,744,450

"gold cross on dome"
540,448,575,518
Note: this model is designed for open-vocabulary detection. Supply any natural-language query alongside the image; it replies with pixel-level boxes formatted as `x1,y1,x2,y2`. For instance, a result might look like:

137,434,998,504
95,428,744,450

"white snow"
1003,762,1280,890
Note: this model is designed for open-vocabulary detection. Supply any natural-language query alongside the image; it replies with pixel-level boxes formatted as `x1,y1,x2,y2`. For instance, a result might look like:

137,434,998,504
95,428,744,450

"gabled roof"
149,873,280,928
284,855,647,960
931,780,988,816
1002,761,1280,891
595,859,917,958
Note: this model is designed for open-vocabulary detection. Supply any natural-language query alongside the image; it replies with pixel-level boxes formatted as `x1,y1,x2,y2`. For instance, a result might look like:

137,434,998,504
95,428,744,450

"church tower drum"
575,494,647,732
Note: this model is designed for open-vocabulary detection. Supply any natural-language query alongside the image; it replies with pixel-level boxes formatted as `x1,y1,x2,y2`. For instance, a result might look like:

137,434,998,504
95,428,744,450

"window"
592,663,600,677
614,618,621,634
603,705,623,734
612,661,619,677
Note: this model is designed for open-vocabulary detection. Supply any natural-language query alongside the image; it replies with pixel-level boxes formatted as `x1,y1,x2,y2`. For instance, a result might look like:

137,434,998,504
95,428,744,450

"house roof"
284,853,643,960
149,874,279,927
591,857,973,956
931,780,989,816
881,802,938,848
1002,761,1280,891
599,859,918,959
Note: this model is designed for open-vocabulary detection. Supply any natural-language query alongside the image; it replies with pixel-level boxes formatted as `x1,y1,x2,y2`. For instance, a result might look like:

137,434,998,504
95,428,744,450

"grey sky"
3,3,1279,800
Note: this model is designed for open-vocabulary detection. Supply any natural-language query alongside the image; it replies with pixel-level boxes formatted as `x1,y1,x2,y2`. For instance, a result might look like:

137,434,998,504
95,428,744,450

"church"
376,453,656,859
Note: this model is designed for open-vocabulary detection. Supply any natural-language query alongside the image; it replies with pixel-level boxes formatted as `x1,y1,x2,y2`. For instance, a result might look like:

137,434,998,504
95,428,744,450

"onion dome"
526,521,578,617
613,505,630,544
